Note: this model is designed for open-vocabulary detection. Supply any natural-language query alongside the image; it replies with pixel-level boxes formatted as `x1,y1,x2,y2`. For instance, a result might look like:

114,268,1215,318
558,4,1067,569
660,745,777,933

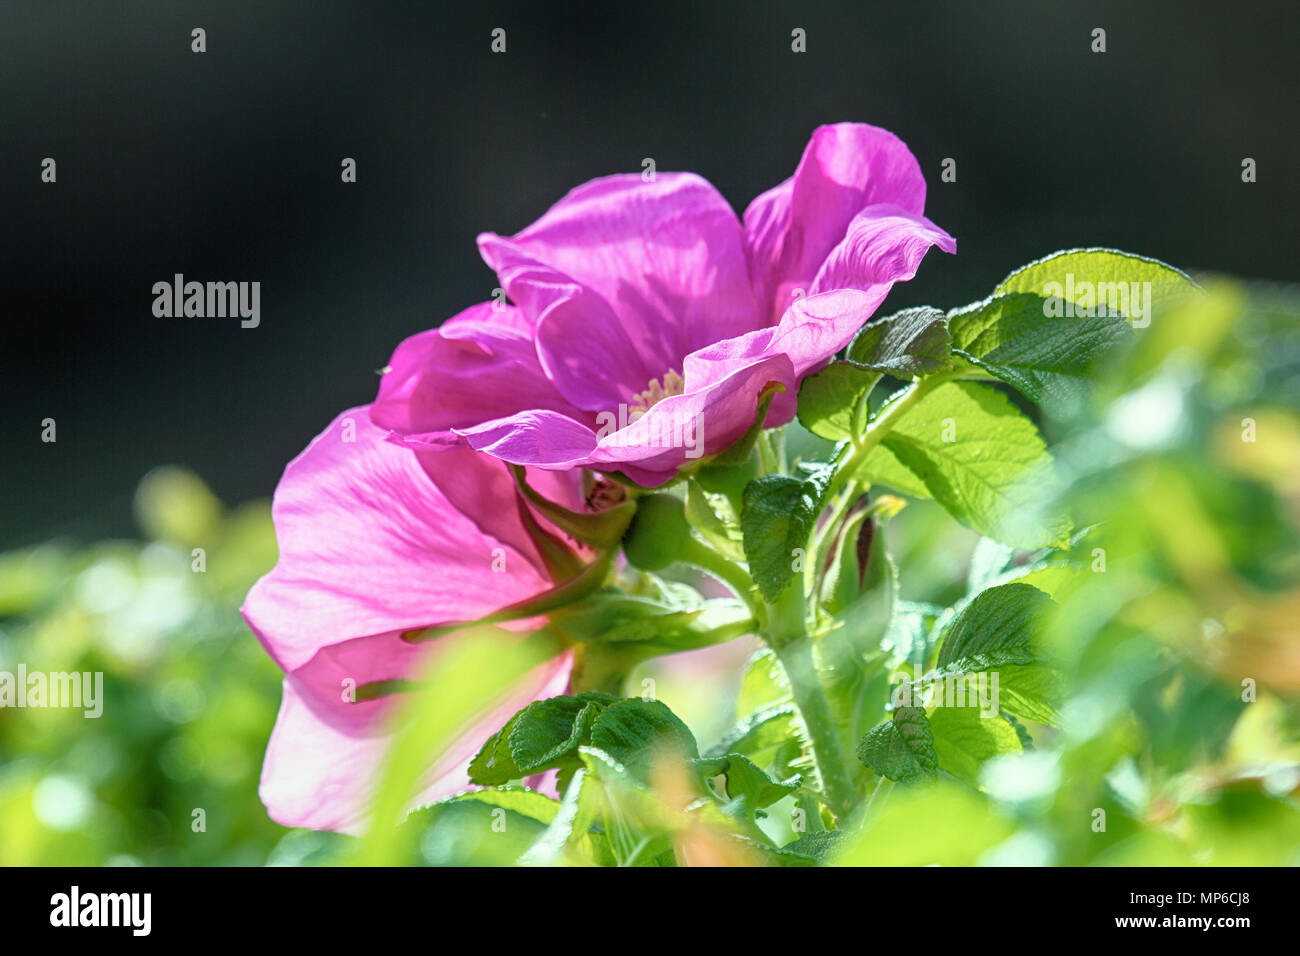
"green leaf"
936,582,1054,670
715,753,801,823
550,587,751,651
925,583,1063,727
928,706,1022,786
468,692,619,785
519,768,610,866
995,664,1064,726
685,481,745,562
708,703,801,767
994,248,1200,324
965,537,1016,595
419,786,560,826
736,648,792,717
741,465,835,603
948,292,1131,410
588,698,700,781
408,790,558,866
776,830,849,865
848,306,953,375
855,381,1072,549
856,706,938,784
797,362,880,441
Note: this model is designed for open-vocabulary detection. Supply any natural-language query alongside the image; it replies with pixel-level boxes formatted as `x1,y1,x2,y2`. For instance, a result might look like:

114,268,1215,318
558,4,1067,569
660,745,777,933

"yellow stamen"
629,370,685,415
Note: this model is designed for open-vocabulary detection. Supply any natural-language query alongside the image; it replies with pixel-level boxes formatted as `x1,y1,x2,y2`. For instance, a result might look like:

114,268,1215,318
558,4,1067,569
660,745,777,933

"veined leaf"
856,382,1073,549
994,247,1200,325
948,292,1131,410
741,464,835,603
936,582,1055,669
797,362,880,441
856,706,937,783
848,305,953,375
928,706,1023,786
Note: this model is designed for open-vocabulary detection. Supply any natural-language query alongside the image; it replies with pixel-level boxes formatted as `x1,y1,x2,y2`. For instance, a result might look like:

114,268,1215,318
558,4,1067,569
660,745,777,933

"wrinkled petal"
477,237,654,410
809,204,956,297
744,123,929,322
682,290,885,424
242,407,556,678
589,354,796,485
260,648,573,833
455,409,600,470
480,172,761,388
371,302,581,439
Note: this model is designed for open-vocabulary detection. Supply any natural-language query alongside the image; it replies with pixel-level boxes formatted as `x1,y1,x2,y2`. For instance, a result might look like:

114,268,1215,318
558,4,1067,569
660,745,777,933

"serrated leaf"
410,792,556,866
736,648,792,717
715,753,801,824
855,381,1072,549
588,698,699,781
948,292,1130,410
992,664,1063,726
419,786,560,826
936,582,1054,669
994,247,1200,322
519,768,610,866
777,830,849,864
707,702,801,769
741,464,835,603
797,362,880,440
928,706,1022,786
848,305,953,375
468,691,619,785
856,706,937,783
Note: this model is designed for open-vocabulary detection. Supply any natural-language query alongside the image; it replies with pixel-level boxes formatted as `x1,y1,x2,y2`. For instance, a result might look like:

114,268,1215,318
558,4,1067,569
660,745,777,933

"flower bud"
621,493,691,571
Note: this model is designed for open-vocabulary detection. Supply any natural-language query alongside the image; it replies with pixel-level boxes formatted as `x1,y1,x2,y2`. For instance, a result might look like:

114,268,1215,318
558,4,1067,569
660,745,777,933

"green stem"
680,536,764,623
765,581,856,821
827,370,959,502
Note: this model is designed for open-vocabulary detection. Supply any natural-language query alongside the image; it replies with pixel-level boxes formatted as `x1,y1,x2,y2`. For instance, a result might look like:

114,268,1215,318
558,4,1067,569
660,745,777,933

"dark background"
3,0,1296,547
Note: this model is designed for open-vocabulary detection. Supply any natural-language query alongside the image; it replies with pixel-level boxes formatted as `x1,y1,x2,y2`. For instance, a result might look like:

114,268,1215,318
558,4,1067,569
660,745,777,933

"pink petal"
744,123,930,323
242,406,555,678
809,204,956,297
589,354,796,485
455,409,601,470
260,648,573,833
371,302,581,440
480,172,761,391
477,236,655,410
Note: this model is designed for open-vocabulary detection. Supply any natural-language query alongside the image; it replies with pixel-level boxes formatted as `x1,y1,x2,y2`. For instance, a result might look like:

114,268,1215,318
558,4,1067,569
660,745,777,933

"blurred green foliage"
0,467,293,865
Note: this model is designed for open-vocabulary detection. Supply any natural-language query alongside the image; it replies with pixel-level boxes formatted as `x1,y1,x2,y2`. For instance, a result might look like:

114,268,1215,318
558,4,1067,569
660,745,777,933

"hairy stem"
764,581,856,821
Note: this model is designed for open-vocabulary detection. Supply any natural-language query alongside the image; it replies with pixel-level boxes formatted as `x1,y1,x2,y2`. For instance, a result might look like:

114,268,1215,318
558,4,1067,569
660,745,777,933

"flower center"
629,370,684,416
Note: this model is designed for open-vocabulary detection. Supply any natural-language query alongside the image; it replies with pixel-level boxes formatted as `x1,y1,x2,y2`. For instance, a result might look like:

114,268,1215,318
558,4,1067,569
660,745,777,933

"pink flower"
242,406,580,833
373,123,955,485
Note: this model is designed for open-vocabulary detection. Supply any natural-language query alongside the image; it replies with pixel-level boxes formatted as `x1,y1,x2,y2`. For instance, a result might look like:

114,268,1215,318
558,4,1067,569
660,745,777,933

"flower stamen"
629,370,685,416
